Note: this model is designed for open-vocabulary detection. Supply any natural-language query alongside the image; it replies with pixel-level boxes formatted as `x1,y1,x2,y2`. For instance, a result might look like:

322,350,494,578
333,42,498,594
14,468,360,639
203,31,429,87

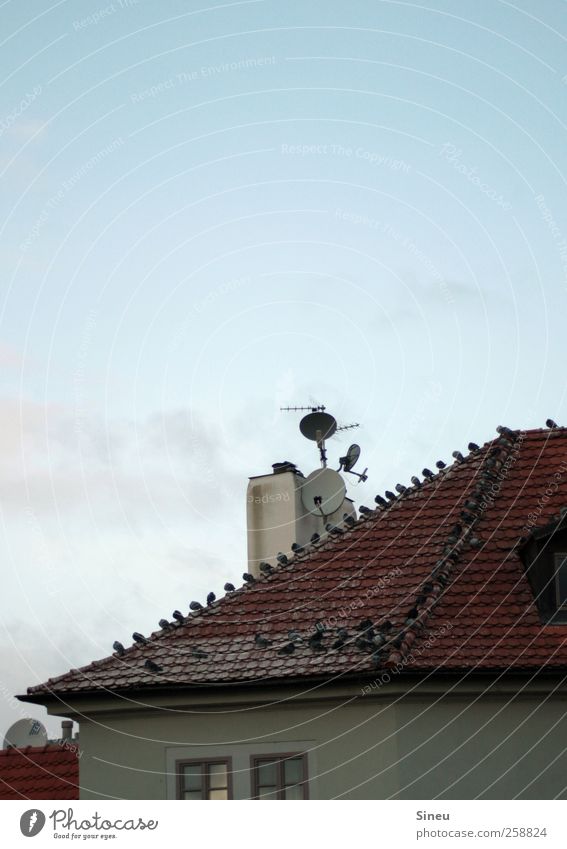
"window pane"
208,763,228,789
208,788,228,800
257,760,278,786
284,784,304,800
283,757,303,784
183,790,202,800
257,785,278,799
183,764,203,791
556,554,567,604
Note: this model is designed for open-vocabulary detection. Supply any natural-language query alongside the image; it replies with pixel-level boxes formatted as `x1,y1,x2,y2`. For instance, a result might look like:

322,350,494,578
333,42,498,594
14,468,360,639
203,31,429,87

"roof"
22,426,567,700
0,744,79,799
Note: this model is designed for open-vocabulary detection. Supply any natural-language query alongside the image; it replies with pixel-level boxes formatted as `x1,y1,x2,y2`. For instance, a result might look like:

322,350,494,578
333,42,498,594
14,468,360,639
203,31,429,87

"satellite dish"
3,718,48,749
301,468,346,516
342,444,361,473
299,411,337,442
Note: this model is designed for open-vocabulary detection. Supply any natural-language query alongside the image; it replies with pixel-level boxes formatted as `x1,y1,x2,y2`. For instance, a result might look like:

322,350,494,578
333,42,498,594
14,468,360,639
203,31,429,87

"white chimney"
247,461,356,575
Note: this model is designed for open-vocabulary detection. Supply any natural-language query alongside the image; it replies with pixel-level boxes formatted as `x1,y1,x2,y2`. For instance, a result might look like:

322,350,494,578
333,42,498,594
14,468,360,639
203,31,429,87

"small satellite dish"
342,444,361,473
3,718,48,749
301,468,346,516
299,411,337,442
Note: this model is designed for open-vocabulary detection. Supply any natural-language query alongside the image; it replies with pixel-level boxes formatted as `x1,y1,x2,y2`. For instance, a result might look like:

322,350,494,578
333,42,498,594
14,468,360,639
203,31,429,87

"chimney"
246,461,355,576
61,720,73,741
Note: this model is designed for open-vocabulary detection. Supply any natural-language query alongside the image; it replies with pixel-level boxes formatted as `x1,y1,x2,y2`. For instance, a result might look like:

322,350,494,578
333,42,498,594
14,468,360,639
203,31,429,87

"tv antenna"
281,403,369,520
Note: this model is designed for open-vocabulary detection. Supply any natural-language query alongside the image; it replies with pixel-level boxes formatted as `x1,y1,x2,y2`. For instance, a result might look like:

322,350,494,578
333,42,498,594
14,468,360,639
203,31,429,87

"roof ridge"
380,427,523,669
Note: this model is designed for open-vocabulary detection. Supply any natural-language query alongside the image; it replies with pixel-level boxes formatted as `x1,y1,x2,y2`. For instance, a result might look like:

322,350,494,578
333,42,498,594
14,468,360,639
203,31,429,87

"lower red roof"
0,744,79,800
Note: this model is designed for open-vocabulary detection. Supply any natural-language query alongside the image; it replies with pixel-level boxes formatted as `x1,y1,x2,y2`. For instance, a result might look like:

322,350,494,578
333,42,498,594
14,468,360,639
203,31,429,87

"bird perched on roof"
308,630,325,650
113,641,125,656
172,610,185,624
254,633,272,648
291,542,305,555
276,552,289,566
206,592,216,606
343,513,356,528
372,633,386,649
332,628,349,649
410,476,421,488
287,629,302,644
546,418,558,429
278,642,295,655
374,494,388,507
469,537,482,548
223,583,235,593
436,460,446,469
242,573,256,584
468,442,480,452
310,532,320,544
144,659,162,673
159,619,172,630
359,505,372,515
452,450,464,462
326,523,343,536
385,490,396,500
395,483,407,494
355,636,373,651
132,632,147,646
259,562,274,577
422,468,434,479
189,601,203,611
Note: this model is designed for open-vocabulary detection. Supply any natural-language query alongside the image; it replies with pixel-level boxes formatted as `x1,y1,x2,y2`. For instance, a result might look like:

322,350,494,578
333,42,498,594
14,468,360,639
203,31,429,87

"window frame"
250,751,309,800
554,552,567,609
176,757,233,800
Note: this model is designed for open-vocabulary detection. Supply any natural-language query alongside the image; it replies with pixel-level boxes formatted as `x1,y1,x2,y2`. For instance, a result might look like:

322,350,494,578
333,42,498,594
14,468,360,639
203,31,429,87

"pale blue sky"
1,0,567,736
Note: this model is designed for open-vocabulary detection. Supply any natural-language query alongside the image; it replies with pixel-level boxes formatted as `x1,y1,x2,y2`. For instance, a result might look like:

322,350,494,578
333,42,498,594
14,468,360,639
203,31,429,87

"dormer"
520,510,567,623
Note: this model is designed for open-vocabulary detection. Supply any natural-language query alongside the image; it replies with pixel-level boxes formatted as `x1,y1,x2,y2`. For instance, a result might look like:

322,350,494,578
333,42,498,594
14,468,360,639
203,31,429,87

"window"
176,759,232,799
554,553,567,608
251,753,308,799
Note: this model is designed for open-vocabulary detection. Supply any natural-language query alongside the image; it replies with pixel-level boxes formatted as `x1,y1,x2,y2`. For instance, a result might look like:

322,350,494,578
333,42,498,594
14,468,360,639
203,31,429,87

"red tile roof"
22,426,567,700
0,744,79,799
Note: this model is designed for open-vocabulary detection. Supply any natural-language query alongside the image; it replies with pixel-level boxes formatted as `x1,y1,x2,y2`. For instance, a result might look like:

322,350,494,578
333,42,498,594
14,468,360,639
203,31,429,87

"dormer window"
520,514,567,623
554,553,567,609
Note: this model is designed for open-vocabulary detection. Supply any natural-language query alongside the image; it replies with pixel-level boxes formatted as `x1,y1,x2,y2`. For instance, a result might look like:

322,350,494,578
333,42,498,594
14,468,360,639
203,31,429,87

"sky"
1,0,567,739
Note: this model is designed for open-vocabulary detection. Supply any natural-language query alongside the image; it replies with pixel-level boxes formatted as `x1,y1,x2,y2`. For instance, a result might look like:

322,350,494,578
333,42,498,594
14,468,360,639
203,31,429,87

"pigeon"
385,490,396,500
315,620,326,633
410,476,421,488
374,495,388,507
355,636,373,651
343,514,356,528
291,542,305,555
332,628,349,649
278,642,295,656
310,532,320,544
242,573,256,584
259,562,274,576
223,583,235,593
144,659,162,673
422,468,434,479
395,483,407,494
206,592,216,606
288,629,302,643
132,632,147,646
436,460,446,469
372,633,386,649
546,418,558,429
113,641,125,656
469,537,482,548
159,619,172,630
452,451,464,462
254,633,272,648
172,610,185,624
276,552,289,566
326,523,343,536
468,442,480,452
189,601,203,611
359,505,372,515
